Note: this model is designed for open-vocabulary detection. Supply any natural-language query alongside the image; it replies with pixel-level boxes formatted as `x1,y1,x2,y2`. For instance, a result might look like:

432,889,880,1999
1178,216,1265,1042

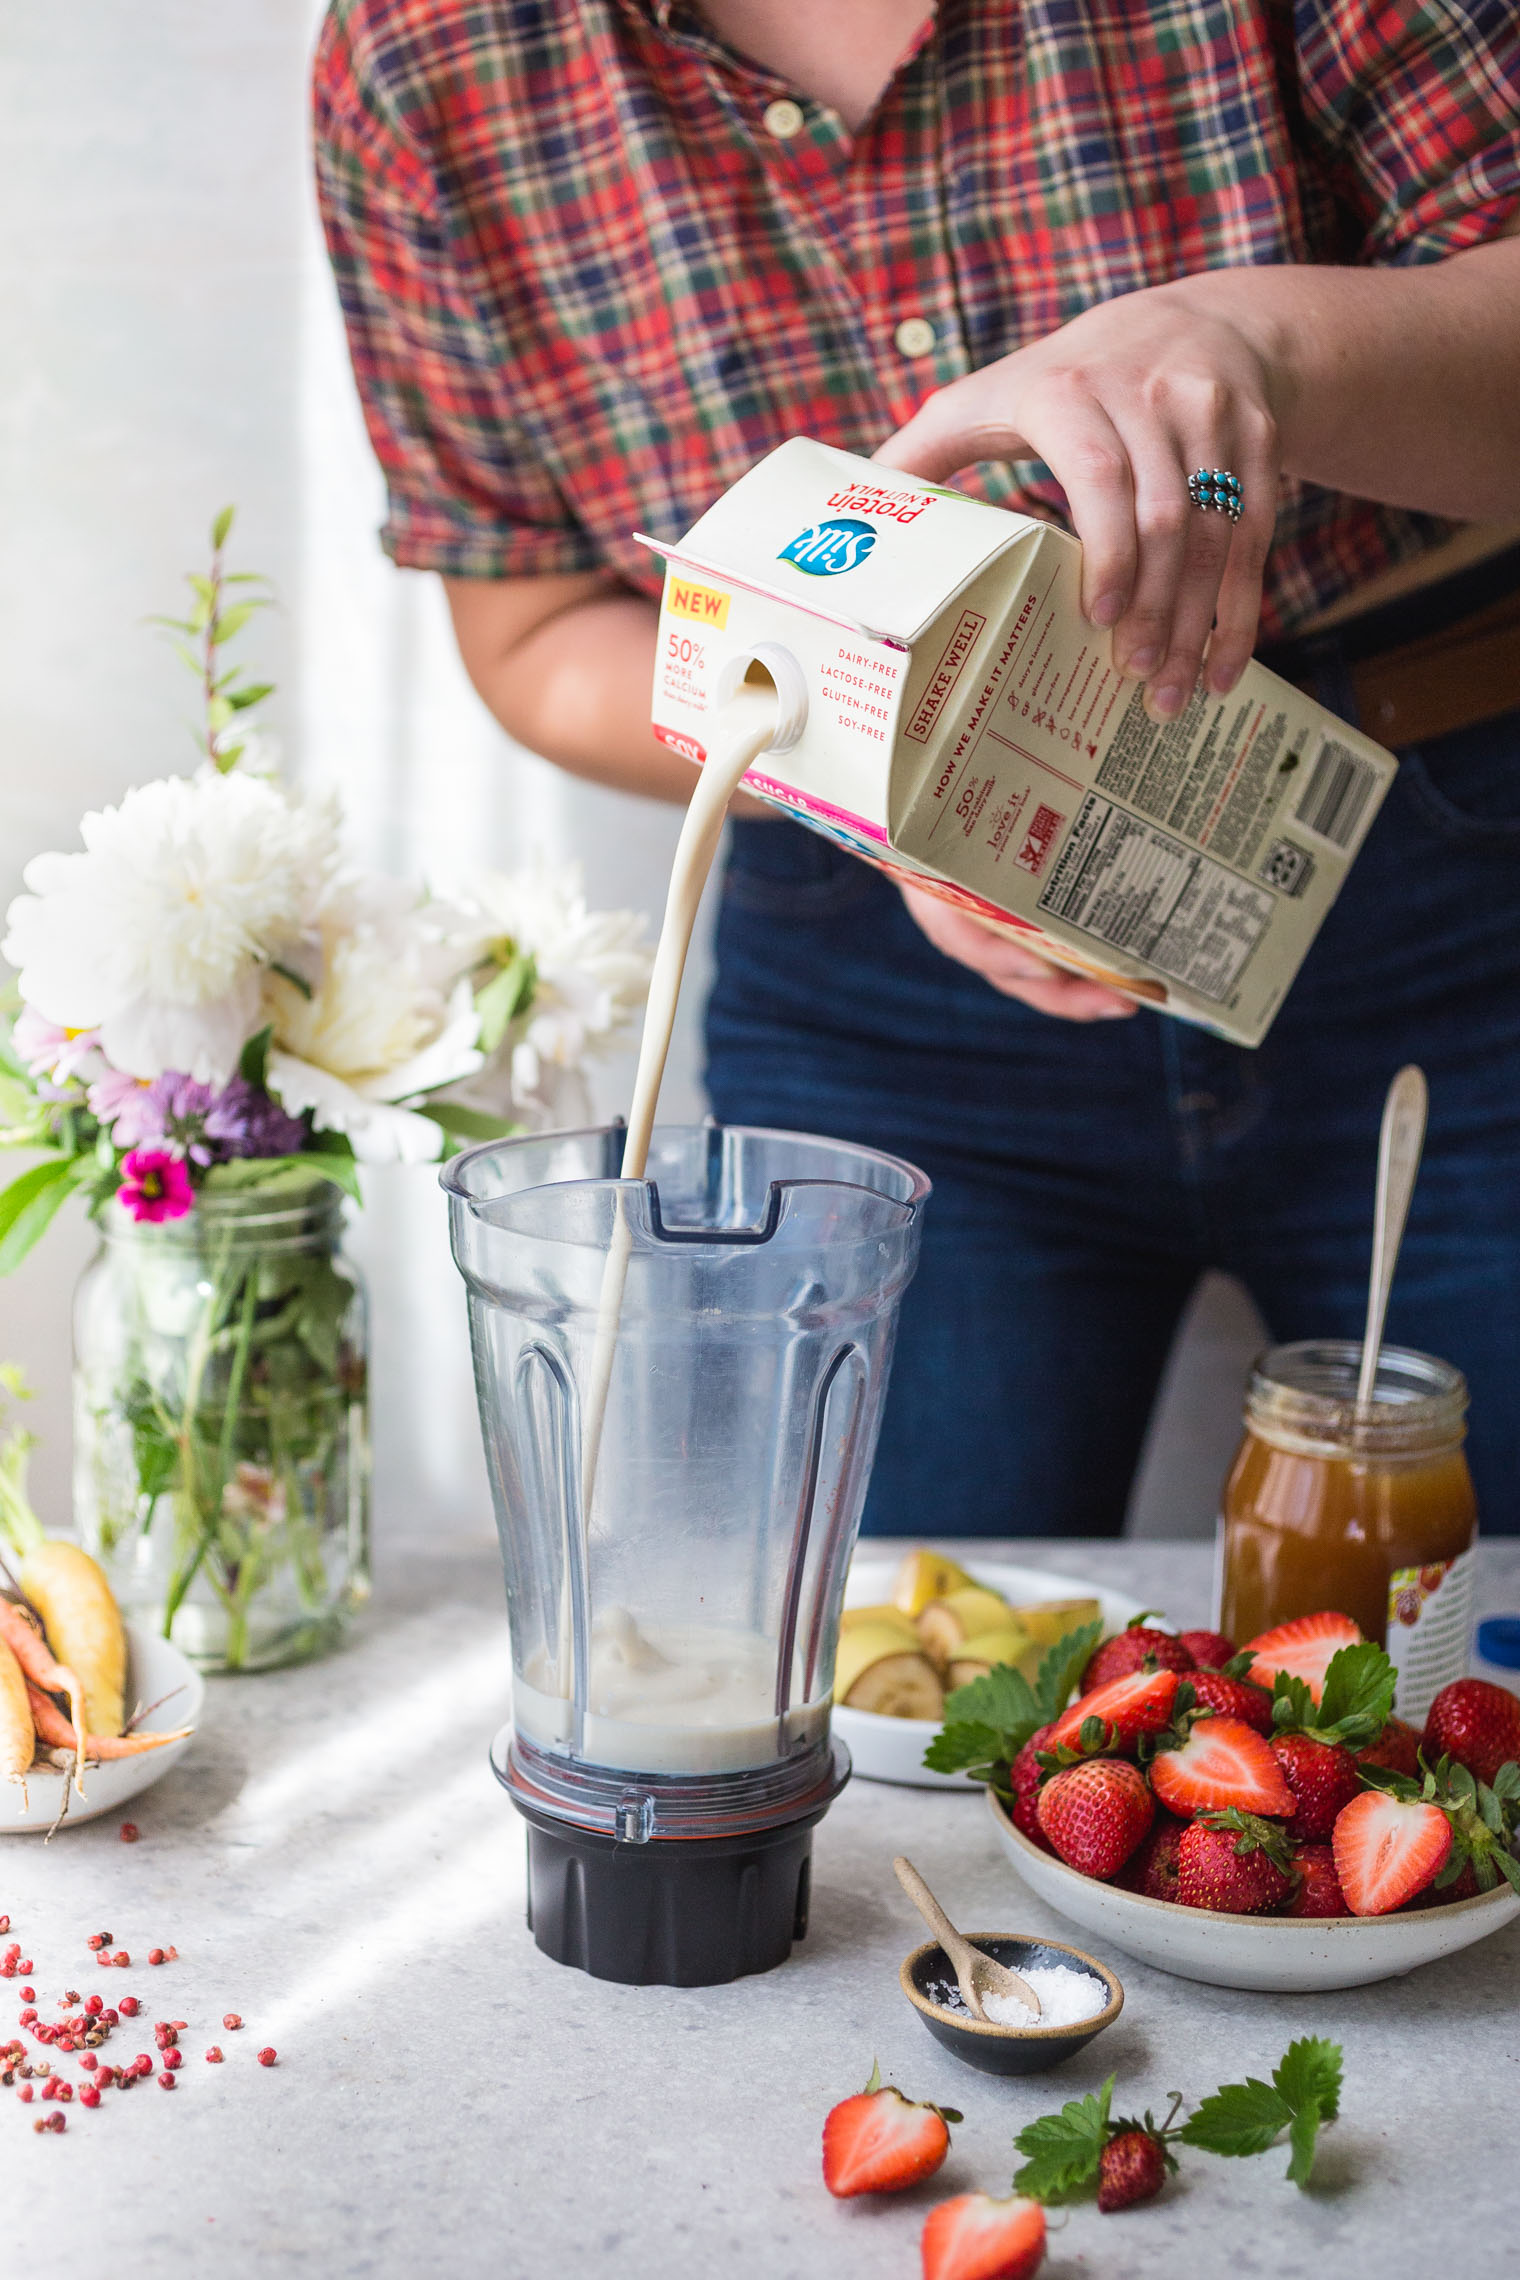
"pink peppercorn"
118,1997,139,2017
85,1995,102,2016
18,2009,35,2026
18,1986,32,2002
257,2048,277,2067
222,2013,242,2031
80,2053,97,2071
55,2082,72,2102
79,2085,100,2109
157,2072,175,2091
163,2050,182,2071
148,1948,165,1966
120,1823,139,1843
16,2085,31,2104
103,2009,119,2026
204,2047,223,2064
111,1952,129,1968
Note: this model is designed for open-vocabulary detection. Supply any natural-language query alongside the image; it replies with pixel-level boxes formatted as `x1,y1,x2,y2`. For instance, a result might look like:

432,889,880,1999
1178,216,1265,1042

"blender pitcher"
443,1120,928,1986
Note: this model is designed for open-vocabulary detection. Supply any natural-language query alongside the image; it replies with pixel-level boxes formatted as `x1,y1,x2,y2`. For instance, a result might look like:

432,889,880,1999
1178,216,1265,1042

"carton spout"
715,643,808,755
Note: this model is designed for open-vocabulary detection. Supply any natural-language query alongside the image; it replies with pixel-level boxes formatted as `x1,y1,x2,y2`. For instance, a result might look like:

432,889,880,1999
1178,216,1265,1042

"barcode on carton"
1294,736,1379,850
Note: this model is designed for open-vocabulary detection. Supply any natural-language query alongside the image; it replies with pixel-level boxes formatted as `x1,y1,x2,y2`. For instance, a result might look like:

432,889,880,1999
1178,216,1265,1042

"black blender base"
514,1797,827,1986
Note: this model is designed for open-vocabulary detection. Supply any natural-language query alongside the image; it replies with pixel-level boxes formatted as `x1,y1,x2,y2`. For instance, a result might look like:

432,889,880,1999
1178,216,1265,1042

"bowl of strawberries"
935,1610,1520,1991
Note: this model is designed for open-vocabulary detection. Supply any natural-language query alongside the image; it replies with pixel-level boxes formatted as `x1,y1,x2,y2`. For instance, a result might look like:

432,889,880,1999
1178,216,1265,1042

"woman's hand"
898,884,1137,1021
875,280,1283,720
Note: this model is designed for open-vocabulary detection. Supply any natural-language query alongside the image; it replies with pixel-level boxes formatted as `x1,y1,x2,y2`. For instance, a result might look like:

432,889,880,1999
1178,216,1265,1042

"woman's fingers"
875,381,1139,628
1205,409,1280,693
898,886,1138,1021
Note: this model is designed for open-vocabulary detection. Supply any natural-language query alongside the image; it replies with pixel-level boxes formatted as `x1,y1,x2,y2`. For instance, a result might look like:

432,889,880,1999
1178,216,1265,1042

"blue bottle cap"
1474,1616,1520,1670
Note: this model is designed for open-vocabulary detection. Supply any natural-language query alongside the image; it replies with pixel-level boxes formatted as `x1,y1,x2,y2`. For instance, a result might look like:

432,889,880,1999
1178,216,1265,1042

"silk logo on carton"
778,517,876,577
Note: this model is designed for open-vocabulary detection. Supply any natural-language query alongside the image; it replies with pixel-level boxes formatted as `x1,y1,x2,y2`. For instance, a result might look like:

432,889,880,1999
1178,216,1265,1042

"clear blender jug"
443,1120,928,1985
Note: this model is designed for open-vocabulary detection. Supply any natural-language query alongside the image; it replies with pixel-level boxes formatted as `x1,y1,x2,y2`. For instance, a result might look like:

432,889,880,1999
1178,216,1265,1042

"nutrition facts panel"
1039,796,1276,1002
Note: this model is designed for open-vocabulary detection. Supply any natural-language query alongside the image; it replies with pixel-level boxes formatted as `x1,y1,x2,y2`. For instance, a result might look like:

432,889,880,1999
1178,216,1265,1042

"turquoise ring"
1188,468,1244,522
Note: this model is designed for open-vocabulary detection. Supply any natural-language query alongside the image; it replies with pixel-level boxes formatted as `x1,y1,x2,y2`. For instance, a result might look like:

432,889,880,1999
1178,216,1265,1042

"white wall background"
0,1,1259,1559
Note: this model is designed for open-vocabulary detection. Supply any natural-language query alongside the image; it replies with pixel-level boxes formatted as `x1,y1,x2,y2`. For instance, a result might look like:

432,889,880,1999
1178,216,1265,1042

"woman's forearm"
1168,232,1520,520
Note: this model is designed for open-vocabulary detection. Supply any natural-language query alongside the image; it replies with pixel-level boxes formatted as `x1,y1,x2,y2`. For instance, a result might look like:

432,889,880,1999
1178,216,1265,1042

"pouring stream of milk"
557,680,782,1695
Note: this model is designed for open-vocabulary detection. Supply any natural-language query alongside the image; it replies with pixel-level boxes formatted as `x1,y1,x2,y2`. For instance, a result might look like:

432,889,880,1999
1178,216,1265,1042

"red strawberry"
1355,1717,1424,1780
1332,1789,1453,1915
1150,1716,1296,1819
1243,1611,1362,1704
1036,1759,1153,1879
1114,1811,1186,1901
1176,1811,1296,1913
1424,1679,1520,1788
1097,2128,1170,2212
822,2065,959,2197
1284,1843,1349,1917
1178,1628,1236,1670
921,2194,1046,2280
1080,1619,1195,1694
1405,1858,1480,1909
1188,1669,1274,1736
1044,1666,1181,1755
1271,1733,1363,1841
1009,1726,1056,1851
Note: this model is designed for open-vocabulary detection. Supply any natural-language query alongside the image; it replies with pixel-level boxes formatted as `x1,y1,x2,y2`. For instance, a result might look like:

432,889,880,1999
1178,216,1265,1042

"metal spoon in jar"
1356,1064,1429,1411
893,1856,1042,2022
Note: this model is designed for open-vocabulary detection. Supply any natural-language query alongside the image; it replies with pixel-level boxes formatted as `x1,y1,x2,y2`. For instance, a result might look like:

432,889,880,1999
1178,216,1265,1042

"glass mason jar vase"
73,1176,370,1672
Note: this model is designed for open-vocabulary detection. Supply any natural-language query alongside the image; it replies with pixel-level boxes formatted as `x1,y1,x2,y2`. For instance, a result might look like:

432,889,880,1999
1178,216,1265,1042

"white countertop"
6,1537,1518,2280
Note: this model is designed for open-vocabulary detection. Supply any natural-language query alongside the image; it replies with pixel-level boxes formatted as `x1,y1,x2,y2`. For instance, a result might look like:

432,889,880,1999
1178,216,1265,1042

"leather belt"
1263,549,1520,749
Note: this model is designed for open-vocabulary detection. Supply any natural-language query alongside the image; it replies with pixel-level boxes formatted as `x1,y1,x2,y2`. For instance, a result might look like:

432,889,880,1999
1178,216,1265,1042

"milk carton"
640,439,1398,1046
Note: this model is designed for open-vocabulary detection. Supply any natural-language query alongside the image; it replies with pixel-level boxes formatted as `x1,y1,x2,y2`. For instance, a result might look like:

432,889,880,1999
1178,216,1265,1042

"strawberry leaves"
1179,2036,1343,2186
1359,1753,1520,1896
1012,2040,1345,2206
922,1618,1103,1782
1271,1641,1395,1751
1012,2077,1115,2202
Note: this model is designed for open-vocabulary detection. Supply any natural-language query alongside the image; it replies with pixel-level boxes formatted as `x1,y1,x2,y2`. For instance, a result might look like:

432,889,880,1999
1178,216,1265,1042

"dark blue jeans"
705,679,1520,1538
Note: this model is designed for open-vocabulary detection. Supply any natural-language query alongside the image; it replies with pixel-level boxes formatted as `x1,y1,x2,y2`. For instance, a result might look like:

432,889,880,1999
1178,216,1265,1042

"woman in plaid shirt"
316,1,1520,1535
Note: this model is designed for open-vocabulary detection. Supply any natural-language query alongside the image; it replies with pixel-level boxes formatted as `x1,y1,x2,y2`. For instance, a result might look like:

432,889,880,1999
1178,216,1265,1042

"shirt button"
763,97,805,140
893,316,937,359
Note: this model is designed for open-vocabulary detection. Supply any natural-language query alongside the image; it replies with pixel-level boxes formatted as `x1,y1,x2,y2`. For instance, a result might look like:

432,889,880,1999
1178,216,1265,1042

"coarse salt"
943,1964,1107,2029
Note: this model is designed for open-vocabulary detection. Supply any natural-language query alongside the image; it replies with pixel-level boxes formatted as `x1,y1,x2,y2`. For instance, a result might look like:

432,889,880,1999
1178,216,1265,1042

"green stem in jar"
161,1253,258,1637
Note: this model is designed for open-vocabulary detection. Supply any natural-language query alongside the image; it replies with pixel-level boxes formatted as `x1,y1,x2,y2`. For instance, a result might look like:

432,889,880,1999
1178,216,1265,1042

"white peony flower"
447,858,651,1109
264,879,483,1163
3,770,339,1084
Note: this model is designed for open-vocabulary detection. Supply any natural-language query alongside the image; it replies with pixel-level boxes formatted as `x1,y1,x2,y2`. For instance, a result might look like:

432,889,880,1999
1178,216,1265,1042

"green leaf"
474,951,537,1055
417,1101,521,1143
1012,2077,1113,2203
0,1156,81,1276
1273,2037,1342,2125
1491,1848,1520,1897
211,504,236,549
1285,2096,1322,2188
921,1719,1005,1778
1032,1617,1106,1724
942,1661,1040,1741
1179,2078,1292,2160
1315,1642,1396,1743
210,602,257,645
227,681,275,712
1271,1672,1316,1732
268,961,312,1000
239,1025,273,1092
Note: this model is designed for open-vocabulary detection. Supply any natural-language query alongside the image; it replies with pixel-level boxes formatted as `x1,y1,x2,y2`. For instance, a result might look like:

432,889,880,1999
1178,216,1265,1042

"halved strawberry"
1331,1789,1453,1916
1044,1666,1180,1755
1243,1612,1362,1704
921,2192,1046,2280
822,2064,960,2197
1149,1716,1296,1818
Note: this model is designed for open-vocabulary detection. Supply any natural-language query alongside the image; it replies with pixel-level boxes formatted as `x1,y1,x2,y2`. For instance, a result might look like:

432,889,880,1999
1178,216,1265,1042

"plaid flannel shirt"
314,0,1520,642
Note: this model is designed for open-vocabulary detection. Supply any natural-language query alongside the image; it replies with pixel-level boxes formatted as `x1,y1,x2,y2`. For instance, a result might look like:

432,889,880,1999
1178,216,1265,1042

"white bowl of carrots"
0,1620,202,1834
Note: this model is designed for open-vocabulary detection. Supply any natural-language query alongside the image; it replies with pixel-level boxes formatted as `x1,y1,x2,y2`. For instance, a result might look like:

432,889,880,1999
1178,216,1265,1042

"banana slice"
839,1603,920,1643
947,1626,1038,1690
917,1585,1016,1669
891,1549,979,1617
1010,1596,1103,1649
834,1620,945,1718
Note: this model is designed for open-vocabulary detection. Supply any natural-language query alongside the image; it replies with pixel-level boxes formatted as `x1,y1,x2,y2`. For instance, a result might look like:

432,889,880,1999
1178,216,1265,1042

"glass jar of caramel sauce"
1220,1342,1476,1711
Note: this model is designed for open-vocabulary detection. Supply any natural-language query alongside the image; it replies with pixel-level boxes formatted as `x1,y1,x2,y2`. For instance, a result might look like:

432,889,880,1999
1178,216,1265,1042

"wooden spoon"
1356,1064,1429,1411
893,1856,1042,2022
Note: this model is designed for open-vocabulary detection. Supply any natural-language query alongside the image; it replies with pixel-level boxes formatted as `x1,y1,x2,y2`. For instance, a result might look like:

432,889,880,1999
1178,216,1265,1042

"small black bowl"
900,1934,1124,2076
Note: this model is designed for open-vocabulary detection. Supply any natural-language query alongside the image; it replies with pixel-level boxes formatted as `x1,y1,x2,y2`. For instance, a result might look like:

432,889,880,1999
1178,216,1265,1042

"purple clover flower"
203,1077,308,1160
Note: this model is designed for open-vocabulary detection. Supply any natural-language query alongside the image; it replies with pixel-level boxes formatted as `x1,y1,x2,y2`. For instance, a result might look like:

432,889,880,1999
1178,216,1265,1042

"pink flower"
89,1069,160,1147
12,1006,100,1083
117,1147,194,1224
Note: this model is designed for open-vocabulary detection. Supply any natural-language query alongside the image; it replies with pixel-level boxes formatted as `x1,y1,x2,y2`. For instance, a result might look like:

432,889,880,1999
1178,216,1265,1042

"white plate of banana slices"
834,1550,1145,1789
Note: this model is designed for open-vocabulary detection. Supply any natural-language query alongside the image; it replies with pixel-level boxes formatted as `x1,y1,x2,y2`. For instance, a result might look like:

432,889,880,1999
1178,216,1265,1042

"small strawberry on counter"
920,2192,1046,2280
821,2061,961,2198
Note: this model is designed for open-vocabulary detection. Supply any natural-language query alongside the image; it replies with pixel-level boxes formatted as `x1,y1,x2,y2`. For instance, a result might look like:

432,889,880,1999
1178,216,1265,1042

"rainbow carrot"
0,1602,85,1793
25,1683,191,1760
